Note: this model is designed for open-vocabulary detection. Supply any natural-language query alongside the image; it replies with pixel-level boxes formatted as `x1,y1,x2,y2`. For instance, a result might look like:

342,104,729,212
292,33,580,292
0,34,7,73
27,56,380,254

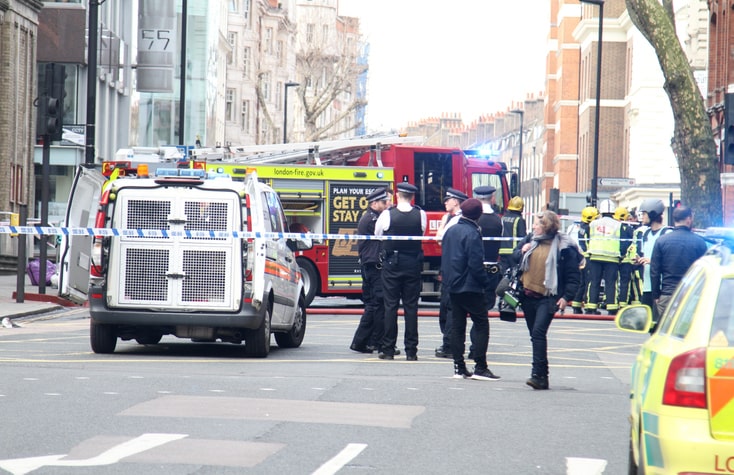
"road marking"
0,433,187,475
566,457,607,474
312,443,367,475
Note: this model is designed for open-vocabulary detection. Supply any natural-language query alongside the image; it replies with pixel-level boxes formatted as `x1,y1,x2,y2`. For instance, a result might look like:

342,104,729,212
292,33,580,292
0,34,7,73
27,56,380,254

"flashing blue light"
155,168,206,178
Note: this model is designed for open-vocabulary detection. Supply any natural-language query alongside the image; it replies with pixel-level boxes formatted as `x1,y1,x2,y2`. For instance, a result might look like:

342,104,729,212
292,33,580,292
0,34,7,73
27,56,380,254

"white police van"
76,165,308,357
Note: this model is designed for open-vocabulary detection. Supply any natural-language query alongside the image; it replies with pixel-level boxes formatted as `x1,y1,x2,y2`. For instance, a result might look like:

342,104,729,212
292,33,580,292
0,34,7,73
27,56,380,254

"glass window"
306,24,314,43
669,272,706,339
711,278,734,346
657,266,703,336
241,100,250,132
412,152,454,212
262,192,285,234
225,89,235,122
243,47,250,79
471,173,505,214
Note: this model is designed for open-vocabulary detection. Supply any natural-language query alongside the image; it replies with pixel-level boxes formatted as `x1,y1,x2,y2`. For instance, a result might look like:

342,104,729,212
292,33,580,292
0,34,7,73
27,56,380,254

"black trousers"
380,252,423,356
438,279,453,349
351,263,384,349
587,260,619,311
519,294,556,378
449,291,488,368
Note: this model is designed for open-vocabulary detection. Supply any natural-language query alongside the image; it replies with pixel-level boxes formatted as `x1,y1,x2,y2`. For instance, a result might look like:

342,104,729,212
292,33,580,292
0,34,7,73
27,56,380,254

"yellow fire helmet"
581,206,599,223
507,196,524,212
614,206,630,221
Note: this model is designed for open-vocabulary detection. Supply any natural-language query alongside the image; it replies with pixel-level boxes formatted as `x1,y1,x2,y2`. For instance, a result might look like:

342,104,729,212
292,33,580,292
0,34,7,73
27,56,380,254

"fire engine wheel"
297,257,318,306
244,303,272,358
275,296,307,348
90,321,117,354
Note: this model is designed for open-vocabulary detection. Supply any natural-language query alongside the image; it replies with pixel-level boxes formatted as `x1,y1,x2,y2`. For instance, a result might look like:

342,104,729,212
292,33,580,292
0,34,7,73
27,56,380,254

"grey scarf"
520,233,562,296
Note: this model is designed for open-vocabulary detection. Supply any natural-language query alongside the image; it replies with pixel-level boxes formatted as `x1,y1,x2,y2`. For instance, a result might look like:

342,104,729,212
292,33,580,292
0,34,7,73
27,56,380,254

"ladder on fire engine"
190,133,424,167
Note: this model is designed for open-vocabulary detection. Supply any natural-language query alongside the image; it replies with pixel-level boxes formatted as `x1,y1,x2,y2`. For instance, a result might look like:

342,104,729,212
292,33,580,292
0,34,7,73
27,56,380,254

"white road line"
566,457,607,474
311,443,368,475
0,433,187,475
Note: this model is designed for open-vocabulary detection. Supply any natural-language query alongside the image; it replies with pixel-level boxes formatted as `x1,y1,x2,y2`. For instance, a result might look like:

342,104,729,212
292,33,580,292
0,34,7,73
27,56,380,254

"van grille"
123,248,170,301
126,200,171,238
182,250,227,302
183,201,229,239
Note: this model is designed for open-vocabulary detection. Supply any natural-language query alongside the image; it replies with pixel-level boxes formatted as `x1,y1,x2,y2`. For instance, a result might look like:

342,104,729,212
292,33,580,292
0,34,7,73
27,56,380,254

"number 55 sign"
140,28,172,52
137,0,176,92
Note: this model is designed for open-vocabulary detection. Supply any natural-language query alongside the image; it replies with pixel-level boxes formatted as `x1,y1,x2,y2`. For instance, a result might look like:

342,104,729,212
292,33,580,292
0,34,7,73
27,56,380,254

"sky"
337,0,551,132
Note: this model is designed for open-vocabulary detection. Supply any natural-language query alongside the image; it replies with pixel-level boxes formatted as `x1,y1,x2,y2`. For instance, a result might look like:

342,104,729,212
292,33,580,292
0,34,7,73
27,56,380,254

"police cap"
443,188,468,203
367,187,388,203
473,185,496,199
396,182,418,194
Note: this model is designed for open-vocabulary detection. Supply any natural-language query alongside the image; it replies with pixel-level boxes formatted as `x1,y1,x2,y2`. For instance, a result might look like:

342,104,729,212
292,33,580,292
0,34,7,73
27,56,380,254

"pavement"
0,272,79,321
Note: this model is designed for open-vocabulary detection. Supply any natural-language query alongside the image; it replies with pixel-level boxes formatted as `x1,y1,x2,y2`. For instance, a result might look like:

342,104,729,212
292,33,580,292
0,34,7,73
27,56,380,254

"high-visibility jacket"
588,216,622,262
499,211,526,255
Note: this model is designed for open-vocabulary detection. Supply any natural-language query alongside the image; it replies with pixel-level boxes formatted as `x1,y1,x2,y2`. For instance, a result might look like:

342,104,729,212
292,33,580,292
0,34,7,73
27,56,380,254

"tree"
626,0,723,227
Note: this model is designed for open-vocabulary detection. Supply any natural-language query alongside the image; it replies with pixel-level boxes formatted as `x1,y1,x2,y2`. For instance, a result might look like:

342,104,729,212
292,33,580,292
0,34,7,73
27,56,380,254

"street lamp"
510,109,524,197
580,0,604,207
283,81,299,143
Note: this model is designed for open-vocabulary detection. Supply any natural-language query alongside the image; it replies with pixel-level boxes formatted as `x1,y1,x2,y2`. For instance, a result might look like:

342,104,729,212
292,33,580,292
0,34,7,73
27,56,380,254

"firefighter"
435,188,468,359
375,182,426,361
570,206,598,314
585,199,631,315
615,206,640,308
499,196,527,274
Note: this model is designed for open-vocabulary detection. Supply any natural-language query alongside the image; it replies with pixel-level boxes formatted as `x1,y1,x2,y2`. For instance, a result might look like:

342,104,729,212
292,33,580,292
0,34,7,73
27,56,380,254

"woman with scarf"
513,210,583,390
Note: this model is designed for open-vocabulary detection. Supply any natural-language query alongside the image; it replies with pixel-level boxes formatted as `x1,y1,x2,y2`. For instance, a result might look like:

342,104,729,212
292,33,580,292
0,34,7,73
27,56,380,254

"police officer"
571,206,598,314
350,187,390,354
375,182,426,361
499,196,527,274
435,188,468,358
475,185,503,314
585,199,631,315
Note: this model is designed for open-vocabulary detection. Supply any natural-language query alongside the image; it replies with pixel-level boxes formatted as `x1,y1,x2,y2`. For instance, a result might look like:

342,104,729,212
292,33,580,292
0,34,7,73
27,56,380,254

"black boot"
526,374,549,390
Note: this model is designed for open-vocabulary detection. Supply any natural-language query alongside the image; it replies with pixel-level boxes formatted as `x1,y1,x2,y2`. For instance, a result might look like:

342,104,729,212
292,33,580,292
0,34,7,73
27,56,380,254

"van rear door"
245,173,266,310
58,165,106,304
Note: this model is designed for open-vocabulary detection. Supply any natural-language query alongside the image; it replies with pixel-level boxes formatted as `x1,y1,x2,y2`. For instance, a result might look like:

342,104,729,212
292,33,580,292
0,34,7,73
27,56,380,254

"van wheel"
275,296,307,348
245,304,271,357
135,333,163,345
297,257,318,306
90,321,117,354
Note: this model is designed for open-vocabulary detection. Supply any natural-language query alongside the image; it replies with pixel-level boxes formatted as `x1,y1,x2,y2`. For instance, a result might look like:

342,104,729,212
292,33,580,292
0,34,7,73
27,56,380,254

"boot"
526,374,549,390
572,307,583,315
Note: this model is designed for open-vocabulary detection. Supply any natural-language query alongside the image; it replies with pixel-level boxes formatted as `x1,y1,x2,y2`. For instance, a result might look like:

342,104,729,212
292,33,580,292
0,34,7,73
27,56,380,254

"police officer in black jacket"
375,182,426,361
350,187,390,354
474,185,504,312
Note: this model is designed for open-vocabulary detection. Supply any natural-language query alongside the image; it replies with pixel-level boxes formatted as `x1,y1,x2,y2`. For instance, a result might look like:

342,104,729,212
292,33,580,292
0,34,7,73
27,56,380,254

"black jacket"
441,217,490,294
650,226,708,298
512,233,582,302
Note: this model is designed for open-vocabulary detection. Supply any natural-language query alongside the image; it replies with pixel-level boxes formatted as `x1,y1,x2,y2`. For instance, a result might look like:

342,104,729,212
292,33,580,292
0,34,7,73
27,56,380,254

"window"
306,24,314,43
10,164,22,204
262,72,271,100
241,100,250,132
471,173,504,213
243,0,250,20
265,27,273,54
276,81,283,109
229,0,238,12
657,266,704,336
322,25,329,44
242,47,250,79
712,278,734,346
225,89,235,122
412,152,455,212
227,32,237,65
669,272,706,339
276,40,284,66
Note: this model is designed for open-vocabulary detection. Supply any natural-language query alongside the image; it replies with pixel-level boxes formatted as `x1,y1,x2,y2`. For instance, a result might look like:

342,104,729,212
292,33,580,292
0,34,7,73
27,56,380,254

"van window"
262,191,285,234
711,278,734,347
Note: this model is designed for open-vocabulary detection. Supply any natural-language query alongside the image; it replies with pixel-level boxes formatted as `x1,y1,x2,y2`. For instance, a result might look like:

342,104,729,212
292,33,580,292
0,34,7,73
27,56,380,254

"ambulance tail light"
662,347,707,409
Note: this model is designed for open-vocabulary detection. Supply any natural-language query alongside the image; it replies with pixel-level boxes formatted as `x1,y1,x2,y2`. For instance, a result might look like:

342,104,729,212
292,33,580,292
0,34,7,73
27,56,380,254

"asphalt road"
0,308,646,474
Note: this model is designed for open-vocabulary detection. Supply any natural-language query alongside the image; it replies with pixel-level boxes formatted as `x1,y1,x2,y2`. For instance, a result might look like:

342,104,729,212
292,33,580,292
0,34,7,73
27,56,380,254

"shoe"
526,375,549,390
435,346,451,358
572,307,583,315
406,354,418,361
584,309,596,315
453,364,473,379
471,366,500,381
350,344,374,354
607,309,618,316
366,345,377,352
378,352,394,360
394,347,401,356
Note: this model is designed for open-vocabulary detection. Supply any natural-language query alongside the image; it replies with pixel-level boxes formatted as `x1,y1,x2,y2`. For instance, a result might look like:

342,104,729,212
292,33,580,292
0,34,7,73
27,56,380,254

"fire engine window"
413,152,454,212
472,173,505,213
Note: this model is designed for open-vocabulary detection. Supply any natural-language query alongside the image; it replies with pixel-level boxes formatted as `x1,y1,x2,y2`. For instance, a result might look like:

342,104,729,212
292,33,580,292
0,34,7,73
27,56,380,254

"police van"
81,165,308,357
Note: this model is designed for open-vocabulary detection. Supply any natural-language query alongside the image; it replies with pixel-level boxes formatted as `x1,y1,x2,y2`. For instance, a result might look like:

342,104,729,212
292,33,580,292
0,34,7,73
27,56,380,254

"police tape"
0,226,642,244
0,225,530,242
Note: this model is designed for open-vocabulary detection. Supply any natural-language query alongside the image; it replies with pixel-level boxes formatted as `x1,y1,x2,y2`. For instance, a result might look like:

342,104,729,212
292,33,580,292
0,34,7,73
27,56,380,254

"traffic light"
724,93,734,165
36,63,66,141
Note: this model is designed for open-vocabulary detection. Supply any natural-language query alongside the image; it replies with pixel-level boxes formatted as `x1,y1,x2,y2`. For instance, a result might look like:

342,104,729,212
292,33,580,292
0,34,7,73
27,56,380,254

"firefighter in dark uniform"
499,196,527,274
350,187,390,354
571,206,597,314
375,182,426,361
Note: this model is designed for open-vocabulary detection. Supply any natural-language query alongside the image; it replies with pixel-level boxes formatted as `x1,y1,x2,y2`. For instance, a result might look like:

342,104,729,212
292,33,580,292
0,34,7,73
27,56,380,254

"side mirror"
614,305,652,333
287,237,312,252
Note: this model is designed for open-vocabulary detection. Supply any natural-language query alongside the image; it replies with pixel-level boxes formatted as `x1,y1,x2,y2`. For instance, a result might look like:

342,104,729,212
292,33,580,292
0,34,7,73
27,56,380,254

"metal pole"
283,84,289,143
15,205,27,303
586,0,604,207
85,0,99,166
178,0,187,146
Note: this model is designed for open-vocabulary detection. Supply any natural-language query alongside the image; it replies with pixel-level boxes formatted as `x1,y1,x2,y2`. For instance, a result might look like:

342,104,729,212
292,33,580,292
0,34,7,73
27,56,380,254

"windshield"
711,278,734,347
